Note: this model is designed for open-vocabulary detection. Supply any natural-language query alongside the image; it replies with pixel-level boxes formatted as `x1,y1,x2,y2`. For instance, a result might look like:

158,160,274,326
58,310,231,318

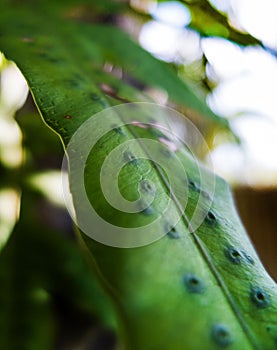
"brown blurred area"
234,186,277,282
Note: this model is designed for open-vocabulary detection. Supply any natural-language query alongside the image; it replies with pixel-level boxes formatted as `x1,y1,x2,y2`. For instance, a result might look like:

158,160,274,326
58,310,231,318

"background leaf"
182,0,261,46
0,2,231,130
0,187,118,349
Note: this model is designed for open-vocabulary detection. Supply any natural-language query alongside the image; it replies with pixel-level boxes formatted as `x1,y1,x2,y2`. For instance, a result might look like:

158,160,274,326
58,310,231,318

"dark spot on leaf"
123,150,138,165
140,180,155,195
183,274,205,293
38,52,62,63
228,248,242,264
211,324,233,347
225,246,254,265
68,73,85,87
205,210,217,226
250,287,271,308
165,223,181,239
64,115,72,120
112,125,124,135
65,79,81,88
188,180,200,192
161,147,172,158
90,92,101,100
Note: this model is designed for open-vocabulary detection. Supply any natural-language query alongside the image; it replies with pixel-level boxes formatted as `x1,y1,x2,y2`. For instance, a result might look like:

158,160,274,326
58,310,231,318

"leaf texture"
0,3,276,350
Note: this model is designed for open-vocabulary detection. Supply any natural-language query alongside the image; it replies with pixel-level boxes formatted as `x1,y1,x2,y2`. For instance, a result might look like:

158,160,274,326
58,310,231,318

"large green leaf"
79,113,277,349
0,2,276,350
182,0,261,46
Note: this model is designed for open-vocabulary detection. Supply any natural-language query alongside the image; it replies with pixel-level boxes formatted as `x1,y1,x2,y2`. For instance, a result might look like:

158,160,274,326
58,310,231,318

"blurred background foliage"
0,0,276,348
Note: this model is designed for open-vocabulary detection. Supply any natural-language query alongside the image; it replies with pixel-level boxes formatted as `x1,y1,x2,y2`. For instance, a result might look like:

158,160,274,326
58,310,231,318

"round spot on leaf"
250,287,271,308
225,247,254,265
211,324,233,347
123,150,138,165
205,210,217,226
38,52,62,64
188,180,200,192
183,274,205,294
140,180,155,195
161,147,173,158
64,115,72,120
164,223,181,239
225,247,243,264
90,92,101,100
65,79,82,89
111,125,124,135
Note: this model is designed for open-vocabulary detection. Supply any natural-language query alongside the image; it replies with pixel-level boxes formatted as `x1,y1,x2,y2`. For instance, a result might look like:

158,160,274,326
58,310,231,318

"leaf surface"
0,3,276,350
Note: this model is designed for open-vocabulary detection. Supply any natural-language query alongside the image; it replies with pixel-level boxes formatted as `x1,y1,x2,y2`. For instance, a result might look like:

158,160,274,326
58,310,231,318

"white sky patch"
232,116,277,170
178,29,202,63
210,143,246,181
206,44,277,121
232,0,277,48
202,36,277,184
139,21,183,61
149,1,191,28
202,38,245,80
209,0,232,13
139,1,192,61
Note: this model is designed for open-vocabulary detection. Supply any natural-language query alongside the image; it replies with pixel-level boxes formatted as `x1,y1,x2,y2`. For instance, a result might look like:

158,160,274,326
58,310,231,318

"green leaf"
80,114,277,349
182,0,262,46
0,2,276,350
